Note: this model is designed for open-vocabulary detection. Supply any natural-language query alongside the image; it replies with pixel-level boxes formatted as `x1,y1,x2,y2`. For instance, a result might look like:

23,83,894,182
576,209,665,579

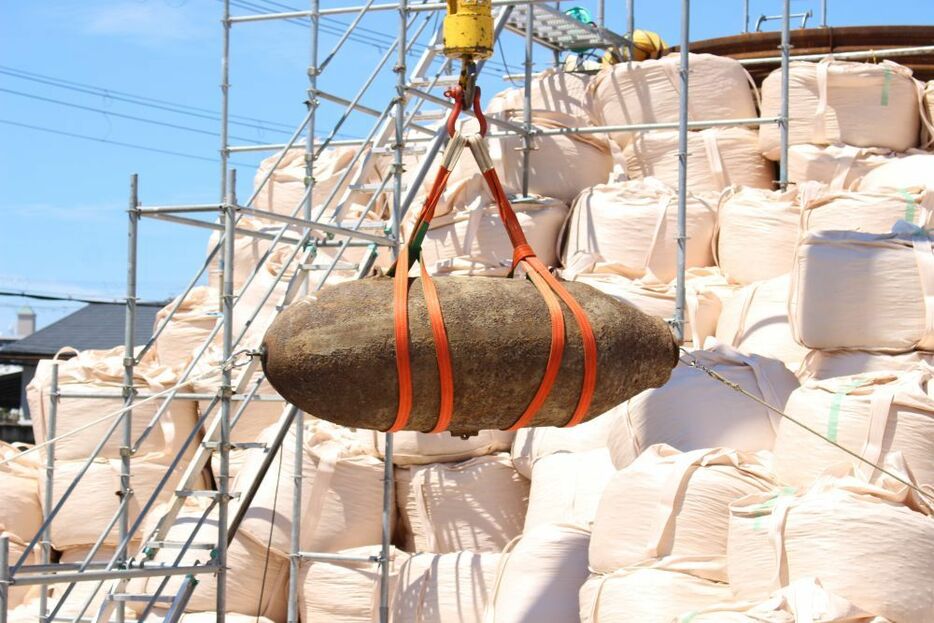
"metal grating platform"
504,4,628,52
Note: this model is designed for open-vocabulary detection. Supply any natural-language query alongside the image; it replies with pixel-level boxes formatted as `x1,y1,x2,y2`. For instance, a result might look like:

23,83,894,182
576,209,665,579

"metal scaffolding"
4,1,931,622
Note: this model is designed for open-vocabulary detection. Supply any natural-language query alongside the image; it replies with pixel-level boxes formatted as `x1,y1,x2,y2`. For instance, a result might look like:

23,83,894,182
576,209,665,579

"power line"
0,87,265,145
0,65,295,135
0,119,254,167
0,289,169,305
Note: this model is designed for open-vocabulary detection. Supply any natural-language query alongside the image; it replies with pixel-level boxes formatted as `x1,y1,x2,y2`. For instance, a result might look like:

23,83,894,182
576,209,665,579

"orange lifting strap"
386,85,598,434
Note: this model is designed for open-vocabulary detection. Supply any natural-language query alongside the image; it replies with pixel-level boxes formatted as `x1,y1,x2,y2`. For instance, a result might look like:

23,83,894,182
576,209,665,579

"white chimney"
17,306,36,338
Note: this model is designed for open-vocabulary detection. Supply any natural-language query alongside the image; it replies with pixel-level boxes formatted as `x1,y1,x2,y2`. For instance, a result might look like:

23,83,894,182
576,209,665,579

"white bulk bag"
567,268,740,348
687,578,890,623
788,144,901,191
252,146,384,221
40,455,197,550
359,430,514,466
714,187,799,285
234,418,384,557
578,567,735,623
759,59,921,158
799,349,934,381
492,124,614,206
140,499,290,622
392,551,501,623
524,448,615,531
27,348,199,463
300,545,409,623
562,178,717,283
608,344,799,469
396,454,529,553
181,615,276,623
620,128,774,192
589,53,757,149
728,478,934,622
0,442,42,541
773,368,934,489
206,216,276,292
789,229,934,352
715,274,809,370
924,80,934,148
487,69,593,128
50,546,139,621
590,445,775,580
5,534,38,610
189,346,287,444
511,407,619,479
485,524,591,623
151,286,219,372
799,185,933,234
858,153,934,191
415,196,568,277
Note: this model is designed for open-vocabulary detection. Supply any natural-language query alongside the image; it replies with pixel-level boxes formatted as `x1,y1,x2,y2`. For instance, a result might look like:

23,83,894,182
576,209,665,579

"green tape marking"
881,67,892,106
827,381,866,443
751,486,796,531
898,188,917,223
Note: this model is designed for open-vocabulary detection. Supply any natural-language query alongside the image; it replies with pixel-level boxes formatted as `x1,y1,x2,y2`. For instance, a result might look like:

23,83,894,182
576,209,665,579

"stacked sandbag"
0,442,42,548
49,546,136,621
4,534,38,610
608,344,799,469
789,229,934,352
136,498,290,622
799,349,934,381
620,128,774,192
578,565,735,623
567,267,740,348
858,152,934,191
686,577,890,622
590,445,775,581
728,476,934,622
589,53,757,149
510,406,620,478
772,367,934,489
299,545,409,622
715,274,809,370
561,177,717,283
788,144,903,191
487,68,593,128
233,417,385,557
395,454,529,553
799,184,933,233
415,195,569,276
759,59,921,159
523,448,615,531
391,551,501,623
485,524,591,623
252,145,385,221
359,430,513,466
26,347,200,462
40,455,197,550
714,187,799,285
151,286,219,372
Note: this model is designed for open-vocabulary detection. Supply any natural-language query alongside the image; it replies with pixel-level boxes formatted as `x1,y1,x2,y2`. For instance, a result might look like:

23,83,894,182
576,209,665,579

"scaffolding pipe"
216,167,237,623
1,536,8,623
821,0,828,27
779,0,790,190
534,116,780,136
38,362,57,623
228,0,550,22
743,0,749,33
627,0,634,60
117,173,139,623
12,564,222,588
674,0,689,345
521,0,533,197
220,0,231,205
740,44,934,65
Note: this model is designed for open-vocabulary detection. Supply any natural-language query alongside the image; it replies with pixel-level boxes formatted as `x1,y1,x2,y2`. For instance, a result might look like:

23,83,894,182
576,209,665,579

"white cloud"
73,1,208,43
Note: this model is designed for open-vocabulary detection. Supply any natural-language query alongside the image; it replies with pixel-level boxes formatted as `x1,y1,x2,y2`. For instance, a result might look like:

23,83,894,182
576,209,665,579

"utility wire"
0,119,254,167
0,87,265,145
0,289,171,306
0,65,294,134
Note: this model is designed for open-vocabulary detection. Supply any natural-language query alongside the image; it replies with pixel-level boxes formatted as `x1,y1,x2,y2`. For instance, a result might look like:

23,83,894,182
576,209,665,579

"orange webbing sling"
385,85,597,433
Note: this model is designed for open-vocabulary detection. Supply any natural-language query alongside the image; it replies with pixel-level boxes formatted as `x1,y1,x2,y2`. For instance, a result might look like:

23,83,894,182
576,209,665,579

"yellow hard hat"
630,30,667,61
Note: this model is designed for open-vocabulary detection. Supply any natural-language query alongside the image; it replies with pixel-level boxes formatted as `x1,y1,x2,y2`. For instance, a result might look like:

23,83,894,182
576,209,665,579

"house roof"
0,302,165,362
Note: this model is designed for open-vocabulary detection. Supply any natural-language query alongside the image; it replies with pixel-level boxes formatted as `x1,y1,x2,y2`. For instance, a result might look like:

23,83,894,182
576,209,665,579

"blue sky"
1,0,932,336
